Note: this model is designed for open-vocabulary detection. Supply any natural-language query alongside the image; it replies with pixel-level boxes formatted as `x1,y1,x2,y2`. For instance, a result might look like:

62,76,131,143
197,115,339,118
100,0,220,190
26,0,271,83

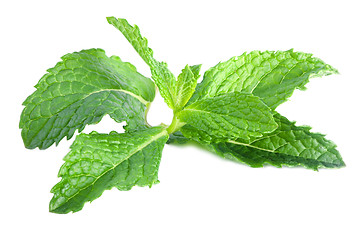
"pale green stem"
166,113,185,134
144,102,152,127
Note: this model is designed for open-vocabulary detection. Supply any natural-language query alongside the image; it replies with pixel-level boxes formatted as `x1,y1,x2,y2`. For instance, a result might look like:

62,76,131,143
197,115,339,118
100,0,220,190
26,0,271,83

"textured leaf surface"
180,124,218,143
49,126,168,214
20,49,155,149
107,17,176,109
178,92,277,141
200,114,344,170
174,65,197,110
167,131,190,145
190,49,338,109
189,64,202,80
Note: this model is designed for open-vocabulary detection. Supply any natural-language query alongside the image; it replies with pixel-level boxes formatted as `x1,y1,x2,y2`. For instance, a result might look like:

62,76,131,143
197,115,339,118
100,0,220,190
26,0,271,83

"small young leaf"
107,17,176,109
20,49,155,149
174,65,197,111
177,92,278,141
189,64,202,80
190,49,338,109
49,126,168,214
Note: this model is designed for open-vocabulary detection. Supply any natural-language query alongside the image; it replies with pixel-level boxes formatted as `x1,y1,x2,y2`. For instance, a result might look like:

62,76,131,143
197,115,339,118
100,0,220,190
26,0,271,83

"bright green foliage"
107,17,176,109
20,48,155,149
167,131,190,145
189,49,338,109
20,17,344,214
179,114,344,170
50,126,168,214
179,125,218,143
174,65,197,111
189,64,202,80
178,92,278,141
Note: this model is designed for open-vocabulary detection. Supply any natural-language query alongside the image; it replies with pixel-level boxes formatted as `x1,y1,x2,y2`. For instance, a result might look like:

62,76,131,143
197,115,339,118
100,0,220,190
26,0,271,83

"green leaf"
200,114,344,170
167,131,190,145
107,17,176,109
177,92,278,141
189,64,202,80
174,65,197,110
20,48,155,149
49,126,168,214
190,49,338,109
180,124,218,143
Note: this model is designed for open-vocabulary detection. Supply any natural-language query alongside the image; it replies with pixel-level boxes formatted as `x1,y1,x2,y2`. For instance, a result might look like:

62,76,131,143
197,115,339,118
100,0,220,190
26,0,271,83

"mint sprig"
20,17,344,214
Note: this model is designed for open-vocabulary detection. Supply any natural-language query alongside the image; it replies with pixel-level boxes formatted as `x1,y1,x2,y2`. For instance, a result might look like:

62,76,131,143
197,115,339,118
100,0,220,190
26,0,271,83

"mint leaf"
19,49,155,149
167,131,190,145
189,64,202,80
107,17,176,109
182,114,344,170
180,125,218,143
190,49,338,109
174,65,197,111
177,92,278,141
49,126,168,214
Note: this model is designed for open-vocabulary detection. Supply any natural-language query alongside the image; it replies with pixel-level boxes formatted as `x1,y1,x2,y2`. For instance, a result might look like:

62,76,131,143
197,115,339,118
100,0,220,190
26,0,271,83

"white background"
1,0,359,239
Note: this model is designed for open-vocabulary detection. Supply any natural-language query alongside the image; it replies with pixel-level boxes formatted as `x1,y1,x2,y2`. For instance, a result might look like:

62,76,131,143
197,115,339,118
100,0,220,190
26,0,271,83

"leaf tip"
106,16,116,24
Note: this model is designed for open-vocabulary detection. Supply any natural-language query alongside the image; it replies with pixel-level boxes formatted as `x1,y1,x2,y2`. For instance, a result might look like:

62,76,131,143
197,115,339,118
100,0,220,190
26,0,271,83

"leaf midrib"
227,139,275,153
